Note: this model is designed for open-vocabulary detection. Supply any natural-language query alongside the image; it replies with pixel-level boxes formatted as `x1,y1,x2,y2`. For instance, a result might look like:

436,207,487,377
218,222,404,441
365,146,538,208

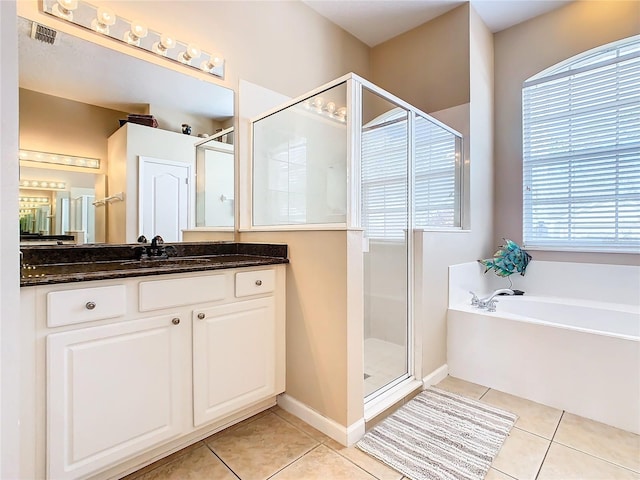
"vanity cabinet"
47,314,188,480
193,297,276,426
21,265,286,480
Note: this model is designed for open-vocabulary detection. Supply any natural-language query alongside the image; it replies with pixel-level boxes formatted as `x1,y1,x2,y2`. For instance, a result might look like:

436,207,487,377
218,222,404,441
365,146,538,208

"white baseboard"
277,394,365,447
422,364,448,388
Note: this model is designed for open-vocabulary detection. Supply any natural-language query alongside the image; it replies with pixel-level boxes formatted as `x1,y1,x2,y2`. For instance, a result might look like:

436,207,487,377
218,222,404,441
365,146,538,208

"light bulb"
209,52,224,67
153,34,176,56
91,7,116,34
179,44,201,64
312,97,324,112
200,53,224,73
124,20,148,46
325,102,336,114
52,0,78,20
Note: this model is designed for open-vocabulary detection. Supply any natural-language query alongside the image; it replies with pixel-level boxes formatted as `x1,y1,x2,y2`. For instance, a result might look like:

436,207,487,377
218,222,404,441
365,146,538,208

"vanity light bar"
20,179,67,190
19,149,100,169
43,0,225,79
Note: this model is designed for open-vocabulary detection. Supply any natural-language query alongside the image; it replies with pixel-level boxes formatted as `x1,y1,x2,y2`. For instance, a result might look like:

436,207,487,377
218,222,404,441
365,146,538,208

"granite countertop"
20,242,289,287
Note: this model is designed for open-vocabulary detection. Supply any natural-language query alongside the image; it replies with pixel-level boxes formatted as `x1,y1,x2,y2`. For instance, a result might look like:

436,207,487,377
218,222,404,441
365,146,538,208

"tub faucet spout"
478,289,514,309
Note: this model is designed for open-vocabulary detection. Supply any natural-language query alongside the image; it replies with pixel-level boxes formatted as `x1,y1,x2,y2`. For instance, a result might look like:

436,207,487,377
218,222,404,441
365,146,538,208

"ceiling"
302,0,574,47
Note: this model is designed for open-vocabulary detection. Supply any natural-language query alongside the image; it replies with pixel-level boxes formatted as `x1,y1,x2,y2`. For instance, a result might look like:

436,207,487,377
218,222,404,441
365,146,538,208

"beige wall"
237,230,351,425
494,0,640,266
370,4,470,113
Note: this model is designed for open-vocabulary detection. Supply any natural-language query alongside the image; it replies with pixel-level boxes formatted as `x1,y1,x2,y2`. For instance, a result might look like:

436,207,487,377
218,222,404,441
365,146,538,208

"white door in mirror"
139,157,191,242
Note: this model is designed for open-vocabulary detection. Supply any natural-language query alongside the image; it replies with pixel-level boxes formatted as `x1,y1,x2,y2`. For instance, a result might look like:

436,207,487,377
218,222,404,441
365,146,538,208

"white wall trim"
277,394,365,447
422,364,448,388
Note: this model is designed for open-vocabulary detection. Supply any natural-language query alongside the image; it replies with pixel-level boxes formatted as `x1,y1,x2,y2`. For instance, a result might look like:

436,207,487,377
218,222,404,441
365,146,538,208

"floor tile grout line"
123,441,206,479
551,439,640,475
491,466,519,479
324,440,399,480
202,443,242,480
270,408,396,479
534,410,564,480
264,444,321,480
478,387,491,400
205,412,321,480
269,408,328,445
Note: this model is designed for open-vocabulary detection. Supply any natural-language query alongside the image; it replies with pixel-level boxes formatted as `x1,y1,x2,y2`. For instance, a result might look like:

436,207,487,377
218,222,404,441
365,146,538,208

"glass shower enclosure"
251,73,463,404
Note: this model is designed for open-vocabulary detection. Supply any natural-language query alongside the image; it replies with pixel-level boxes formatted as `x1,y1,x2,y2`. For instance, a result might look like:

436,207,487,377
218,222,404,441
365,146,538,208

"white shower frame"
246,72,464,426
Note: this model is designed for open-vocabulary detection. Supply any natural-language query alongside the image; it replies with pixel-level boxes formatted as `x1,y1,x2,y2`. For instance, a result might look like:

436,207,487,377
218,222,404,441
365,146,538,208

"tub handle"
469,291,480,307
486,299,498,312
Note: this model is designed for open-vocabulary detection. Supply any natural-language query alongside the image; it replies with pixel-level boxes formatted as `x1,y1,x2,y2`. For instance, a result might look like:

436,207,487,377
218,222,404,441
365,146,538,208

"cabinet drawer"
47,285,126,327
139,274,227,311
235,269,275,298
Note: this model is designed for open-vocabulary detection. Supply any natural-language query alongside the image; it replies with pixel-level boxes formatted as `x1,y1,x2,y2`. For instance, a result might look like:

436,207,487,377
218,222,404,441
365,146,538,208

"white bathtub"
447,295,640,434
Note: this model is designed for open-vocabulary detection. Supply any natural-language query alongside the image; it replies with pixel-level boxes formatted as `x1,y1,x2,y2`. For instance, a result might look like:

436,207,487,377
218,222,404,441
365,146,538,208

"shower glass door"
361,88,410,400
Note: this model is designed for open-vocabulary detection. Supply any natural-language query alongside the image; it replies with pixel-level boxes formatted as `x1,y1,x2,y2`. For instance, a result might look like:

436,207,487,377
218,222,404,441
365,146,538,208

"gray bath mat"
357,387,517,480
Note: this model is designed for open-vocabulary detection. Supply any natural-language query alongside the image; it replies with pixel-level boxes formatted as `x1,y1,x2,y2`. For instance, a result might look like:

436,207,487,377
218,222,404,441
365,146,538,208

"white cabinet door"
138,156,191,243
47,315,187,480
192,297,276,427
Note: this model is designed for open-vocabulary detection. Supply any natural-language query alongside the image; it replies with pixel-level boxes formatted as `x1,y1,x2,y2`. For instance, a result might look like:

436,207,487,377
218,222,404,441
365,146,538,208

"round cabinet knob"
255,280,263,286
85,301,96,310
197,313,205,320
172,318,180,325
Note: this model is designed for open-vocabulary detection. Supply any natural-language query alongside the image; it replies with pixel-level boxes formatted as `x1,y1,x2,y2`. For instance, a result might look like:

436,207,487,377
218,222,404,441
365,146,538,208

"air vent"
30,22,57,45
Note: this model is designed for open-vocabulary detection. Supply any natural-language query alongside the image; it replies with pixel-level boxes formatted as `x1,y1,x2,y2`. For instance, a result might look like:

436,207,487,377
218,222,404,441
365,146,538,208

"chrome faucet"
477,288,514,312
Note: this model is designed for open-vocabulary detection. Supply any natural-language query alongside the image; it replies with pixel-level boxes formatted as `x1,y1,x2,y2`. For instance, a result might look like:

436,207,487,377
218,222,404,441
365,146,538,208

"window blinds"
522,39,640,252
361,110,461,240
362,114,409,240
414,115,460,228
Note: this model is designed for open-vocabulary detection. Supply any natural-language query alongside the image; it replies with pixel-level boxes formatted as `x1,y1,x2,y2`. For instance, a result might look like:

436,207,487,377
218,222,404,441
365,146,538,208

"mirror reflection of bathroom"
17,16,234,245
19,165,104,244
195,127,235,229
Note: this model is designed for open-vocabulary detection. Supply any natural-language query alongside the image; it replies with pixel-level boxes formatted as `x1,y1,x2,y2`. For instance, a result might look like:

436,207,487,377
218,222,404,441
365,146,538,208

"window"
361,108,462,240
522,35,640,252
362,108,409,241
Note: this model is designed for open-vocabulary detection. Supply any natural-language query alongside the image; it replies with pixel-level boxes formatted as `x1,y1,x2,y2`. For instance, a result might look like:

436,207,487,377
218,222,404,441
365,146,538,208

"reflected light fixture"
178,44,201,65
302,97,347,123
124,20,148,46
20,179,67,190
20,197,50,204
152,34,176,56
91,6,116,34
52,0,78,21
19,149,100,169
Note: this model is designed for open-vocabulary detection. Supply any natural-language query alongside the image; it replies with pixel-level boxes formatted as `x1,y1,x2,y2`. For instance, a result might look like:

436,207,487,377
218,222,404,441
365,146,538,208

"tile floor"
124,376,640,480
363,338,406,397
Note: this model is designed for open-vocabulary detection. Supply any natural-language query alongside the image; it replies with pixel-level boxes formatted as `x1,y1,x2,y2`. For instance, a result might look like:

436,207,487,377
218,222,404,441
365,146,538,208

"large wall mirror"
17,16,235,245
